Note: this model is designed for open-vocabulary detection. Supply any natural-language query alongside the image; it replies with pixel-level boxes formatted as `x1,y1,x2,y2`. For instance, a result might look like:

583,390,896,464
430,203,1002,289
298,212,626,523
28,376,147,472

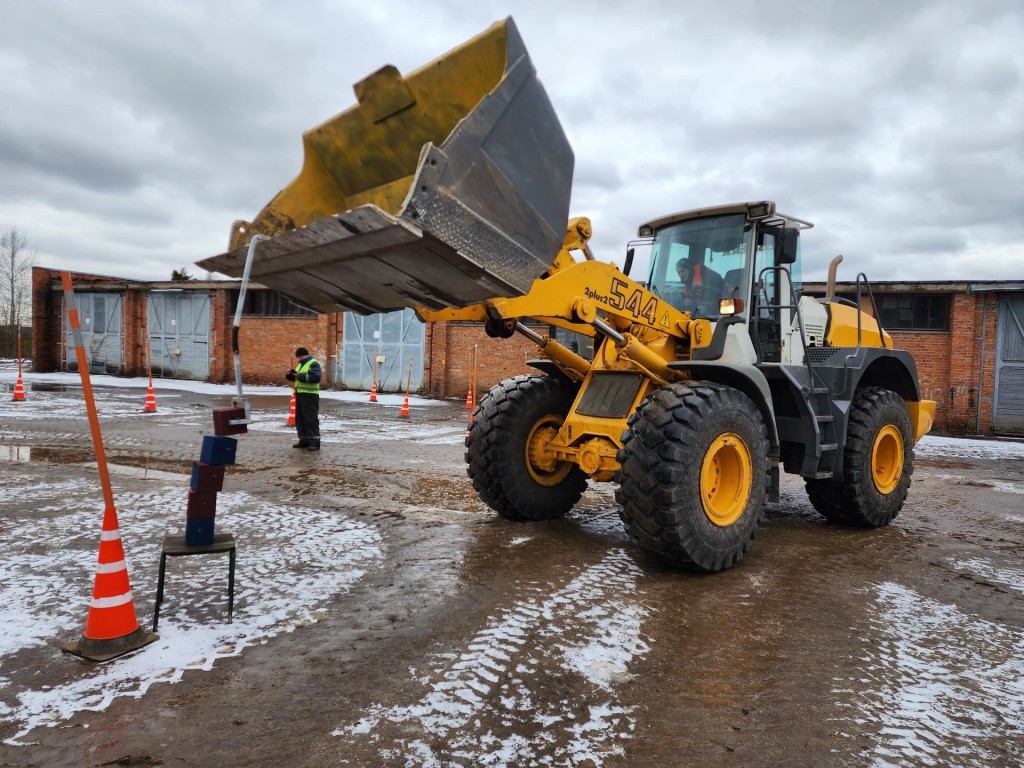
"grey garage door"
148,292,211,380
64,293,123,374
342,309,425,392
994,294,1024,435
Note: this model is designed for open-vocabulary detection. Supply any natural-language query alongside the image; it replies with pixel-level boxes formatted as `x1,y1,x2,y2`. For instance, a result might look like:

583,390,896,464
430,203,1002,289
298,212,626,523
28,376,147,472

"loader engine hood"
196,17,574,315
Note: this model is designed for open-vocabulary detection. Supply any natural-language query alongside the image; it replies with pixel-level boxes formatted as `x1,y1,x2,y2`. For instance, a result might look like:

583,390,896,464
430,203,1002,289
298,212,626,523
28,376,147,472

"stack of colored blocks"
185,407,247,546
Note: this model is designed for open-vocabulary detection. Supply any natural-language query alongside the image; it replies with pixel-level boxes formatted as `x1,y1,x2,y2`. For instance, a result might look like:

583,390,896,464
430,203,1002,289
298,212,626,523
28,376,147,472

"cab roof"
637,201,813,236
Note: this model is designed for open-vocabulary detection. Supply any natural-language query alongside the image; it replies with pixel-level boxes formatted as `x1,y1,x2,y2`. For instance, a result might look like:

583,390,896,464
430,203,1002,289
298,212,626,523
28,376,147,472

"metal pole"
231,234,267,420
61,273,115,509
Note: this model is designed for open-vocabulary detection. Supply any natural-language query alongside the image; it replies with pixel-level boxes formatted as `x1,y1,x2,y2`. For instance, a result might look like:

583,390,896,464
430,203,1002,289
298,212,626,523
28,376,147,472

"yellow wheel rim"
871,425,904,494
525,415,572,487
700,433,752,526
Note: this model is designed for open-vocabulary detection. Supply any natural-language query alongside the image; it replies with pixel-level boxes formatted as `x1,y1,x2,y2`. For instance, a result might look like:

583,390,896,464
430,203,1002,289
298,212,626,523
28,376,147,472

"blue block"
185,518,215,547
200,435,237,466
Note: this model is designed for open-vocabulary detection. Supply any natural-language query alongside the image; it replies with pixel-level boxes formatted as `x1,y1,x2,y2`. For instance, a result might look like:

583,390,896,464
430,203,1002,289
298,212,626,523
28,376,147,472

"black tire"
806,386,913,527
466,374,588,522
615,382,769,572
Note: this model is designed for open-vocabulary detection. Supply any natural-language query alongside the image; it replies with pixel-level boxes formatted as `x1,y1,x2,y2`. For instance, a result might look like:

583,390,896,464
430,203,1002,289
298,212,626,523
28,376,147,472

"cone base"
62,626,159,663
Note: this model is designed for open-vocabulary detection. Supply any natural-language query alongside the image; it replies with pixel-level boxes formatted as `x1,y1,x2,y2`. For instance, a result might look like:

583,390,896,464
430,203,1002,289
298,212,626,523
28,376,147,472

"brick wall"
425,322,548,400
205,287,341,385
886,291,1000,435
31,268,62,372
231,316,337,386
122,289,146,377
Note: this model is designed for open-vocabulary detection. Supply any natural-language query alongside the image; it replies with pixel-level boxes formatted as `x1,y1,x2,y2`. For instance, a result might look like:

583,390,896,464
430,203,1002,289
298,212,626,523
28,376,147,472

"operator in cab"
675,256,725,315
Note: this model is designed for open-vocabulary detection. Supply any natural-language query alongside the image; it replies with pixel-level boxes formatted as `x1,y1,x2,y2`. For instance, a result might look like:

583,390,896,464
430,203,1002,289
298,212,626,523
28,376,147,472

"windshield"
647,213,750,320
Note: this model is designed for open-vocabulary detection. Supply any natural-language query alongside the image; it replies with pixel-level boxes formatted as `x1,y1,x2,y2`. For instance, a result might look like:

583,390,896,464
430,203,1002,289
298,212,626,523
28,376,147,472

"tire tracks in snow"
336,548,652,767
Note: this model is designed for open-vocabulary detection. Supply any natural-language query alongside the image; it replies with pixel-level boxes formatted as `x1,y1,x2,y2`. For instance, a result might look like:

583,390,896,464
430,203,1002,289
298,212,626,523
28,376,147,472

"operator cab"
637,201,812,363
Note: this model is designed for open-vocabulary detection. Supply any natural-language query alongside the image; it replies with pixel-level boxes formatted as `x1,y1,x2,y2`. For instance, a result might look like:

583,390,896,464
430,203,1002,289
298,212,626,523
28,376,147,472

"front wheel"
466,375,588,521
616,382,769,572
806,386,914,527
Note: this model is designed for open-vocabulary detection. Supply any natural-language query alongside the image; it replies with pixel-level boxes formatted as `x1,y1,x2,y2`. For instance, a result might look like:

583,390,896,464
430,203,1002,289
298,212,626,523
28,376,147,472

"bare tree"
0,226,36,328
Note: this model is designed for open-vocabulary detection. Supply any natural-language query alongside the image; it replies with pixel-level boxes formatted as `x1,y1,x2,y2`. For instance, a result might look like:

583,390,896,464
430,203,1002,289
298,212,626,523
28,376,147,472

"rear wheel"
806,386,913,527
466,374,587,521
616,382,769,572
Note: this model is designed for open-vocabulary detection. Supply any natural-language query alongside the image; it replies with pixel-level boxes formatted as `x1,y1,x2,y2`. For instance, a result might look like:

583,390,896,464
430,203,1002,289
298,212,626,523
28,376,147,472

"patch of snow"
0,370,443,405
934,473,1024,495
0,479,382,744
916,434,1024,460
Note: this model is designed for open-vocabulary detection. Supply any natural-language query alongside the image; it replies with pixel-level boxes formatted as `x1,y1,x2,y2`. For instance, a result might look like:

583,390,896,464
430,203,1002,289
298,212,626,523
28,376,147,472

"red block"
186,489,217,520
213,407,248,436
190,461,225,493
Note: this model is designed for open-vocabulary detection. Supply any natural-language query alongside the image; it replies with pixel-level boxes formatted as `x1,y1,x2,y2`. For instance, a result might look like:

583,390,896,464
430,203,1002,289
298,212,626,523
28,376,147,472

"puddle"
0,445,190,476
916,457,974,470
853,581,1024,765
22,383,68,394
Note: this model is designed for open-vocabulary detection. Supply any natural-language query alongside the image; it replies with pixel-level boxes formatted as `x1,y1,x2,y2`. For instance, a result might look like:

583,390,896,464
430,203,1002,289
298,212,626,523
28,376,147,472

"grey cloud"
1,0,1022,282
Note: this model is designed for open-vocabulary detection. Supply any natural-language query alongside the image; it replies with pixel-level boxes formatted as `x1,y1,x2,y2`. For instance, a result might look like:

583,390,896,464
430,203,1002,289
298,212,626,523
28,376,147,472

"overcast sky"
2,0,1022,286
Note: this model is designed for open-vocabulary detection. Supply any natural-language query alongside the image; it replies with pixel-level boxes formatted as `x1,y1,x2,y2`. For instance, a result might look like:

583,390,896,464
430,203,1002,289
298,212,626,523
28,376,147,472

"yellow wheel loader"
199,18,936,572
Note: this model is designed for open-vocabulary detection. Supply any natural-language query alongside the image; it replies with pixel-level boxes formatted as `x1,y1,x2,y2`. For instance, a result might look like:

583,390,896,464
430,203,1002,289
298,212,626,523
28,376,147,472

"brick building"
30,268,543,399
31,268,1024,436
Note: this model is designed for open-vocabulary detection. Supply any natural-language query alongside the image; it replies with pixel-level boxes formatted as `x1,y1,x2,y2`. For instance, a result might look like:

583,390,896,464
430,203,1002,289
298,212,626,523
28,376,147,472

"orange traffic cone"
143,379,157,412
369,380,378,403
62,504,158,661
465,388,473,410
399,358,412,417
287,389,296,425
12,373,25,401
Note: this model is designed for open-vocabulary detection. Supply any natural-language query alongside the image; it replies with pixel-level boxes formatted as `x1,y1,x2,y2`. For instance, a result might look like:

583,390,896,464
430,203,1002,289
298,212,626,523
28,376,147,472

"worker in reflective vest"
286,346,322,451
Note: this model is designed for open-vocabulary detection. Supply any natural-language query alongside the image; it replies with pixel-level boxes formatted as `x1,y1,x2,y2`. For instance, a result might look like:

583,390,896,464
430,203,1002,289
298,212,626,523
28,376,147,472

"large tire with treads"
615,381,769,572
466,374,588,522
806,386,913,527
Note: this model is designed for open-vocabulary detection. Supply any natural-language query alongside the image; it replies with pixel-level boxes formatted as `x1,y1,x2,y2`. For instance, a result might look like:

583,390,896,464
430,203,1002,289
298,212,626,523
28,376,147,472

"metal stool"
153,533,236,631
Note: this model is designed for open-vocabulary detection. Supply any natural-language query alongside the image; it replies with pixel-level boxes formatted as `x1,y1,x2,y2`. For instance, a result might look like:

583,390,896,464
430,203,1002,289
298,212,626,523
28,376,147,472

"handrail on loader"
197,18,574,316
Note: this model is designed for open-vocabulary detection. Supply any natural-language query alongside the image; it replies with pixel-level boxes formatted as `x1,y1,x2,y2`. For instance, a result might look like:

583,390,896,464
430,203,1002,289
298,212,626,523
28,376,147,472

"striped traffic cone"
12,373,25,402
287,389,296,425
62,504,158,661
369,380,377,403
399,392,410,417
465,387,473,411
143,379,157,412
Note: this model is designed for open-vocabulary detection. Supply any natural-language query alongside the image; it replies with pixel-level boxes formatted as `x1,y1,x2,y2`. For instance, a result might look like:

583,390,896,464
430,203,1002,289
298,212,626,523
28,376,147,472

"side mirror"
778,227,799,264
623,248,635,277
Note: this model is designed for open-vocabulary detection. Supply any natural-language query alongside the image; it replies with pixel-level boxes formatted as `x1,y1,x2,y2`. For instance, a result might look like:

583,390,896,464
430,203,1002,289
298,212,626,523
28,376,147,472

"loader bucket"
196,17,574,315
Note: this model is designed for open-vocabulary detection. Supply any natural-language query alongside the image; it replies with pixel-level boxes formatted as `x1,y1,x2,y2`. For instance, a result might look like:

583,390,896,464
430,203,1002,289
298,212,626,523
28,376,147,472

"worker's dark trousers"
295,392,320,447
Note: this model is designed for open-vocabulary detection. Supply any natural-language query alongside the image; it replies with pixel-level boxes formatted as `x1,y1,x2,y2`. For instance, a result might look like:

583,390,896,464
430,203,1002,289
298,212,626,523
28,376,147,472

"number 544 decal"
609,278,664,326
583,278,669,328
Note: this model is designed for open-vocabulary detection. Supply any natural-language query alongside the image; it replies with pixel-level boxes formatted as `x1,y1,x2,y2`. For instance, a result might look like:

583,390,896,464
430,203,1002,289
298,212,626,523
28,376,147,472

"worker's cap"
295,347,309,357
